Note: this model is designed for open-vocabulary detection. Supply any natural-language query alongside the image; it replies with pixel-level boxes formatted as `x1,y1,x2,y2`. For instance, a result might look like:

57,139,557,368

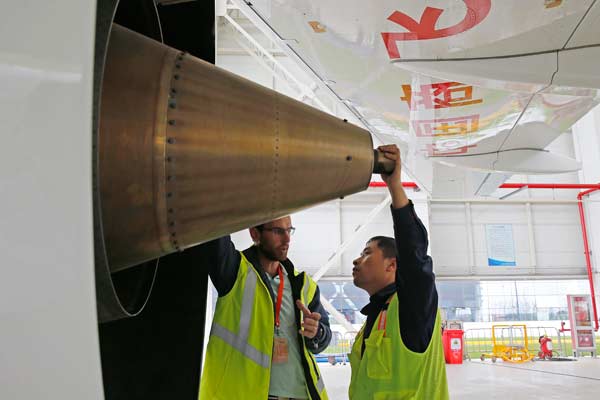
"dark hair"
368,236,396,259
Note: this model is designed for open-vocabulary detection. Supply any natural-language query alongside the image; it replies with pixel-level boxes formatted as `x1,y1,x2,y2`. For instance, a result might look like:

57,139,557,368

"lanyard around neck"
274,265,285,329
377,295,394,332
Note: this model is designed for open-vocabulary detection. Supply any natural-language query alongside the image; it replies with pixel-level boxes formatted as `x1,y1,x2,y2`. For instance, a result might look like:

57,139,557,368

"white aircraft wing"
240,0,600,194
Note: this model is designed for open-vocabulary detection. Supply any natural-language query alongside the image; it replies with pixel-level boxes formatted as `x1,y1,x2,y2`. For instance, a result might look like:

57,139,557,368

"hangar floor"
320,357,600,399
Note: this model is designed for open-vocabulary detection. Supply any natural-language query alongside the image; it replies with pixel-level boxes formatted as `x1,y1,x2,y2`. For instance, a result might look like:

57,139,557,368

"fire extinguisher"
538,335,554,359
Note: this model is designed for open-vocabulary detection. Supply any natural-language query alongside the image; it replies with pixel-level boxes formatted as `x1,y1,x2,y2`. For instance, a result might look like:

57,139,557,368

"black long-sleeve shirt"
360,201,438,355
197,237,332,353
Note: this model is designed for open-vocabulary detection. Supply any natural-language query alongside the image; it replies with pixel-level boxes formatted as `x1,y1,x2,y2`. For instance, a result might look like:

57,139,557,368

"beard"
258,243,287,262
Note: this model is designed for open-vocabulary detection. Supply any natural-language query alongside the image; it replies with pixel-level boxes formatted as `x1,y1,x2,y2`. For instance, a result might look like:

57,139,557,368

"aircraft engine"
93,2,391,398
95,23,390,322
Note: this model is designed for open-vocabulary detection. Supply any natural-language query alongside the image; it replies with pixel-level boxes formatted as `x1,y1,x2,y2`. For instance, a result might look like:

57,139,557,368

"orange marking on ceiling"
308,21,326,33
545,0,562,9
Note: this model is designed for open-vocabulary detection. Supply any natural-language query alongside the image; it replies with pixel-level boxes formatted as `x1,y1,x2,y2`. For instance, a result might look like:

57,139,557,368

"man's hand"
296,300,321,339
378,144,409,208
378,144,401,185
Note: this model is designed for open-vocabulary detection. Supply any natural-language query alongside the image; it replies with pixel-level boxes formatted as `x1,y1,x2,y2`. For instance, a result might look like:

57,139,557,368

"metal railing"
318,330,358,364
463,326,566,360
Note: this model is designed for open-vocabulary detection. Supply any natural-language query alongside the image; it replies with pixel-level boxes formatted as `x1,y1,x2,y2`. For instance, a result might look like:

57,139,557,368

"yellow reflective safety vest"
349,293,449,400
200,252,328,400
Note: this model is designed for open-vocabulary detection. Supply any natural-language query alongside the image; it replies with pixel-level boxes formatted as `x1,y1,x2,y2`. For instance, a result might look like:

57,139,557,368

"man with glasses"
199,216,331,400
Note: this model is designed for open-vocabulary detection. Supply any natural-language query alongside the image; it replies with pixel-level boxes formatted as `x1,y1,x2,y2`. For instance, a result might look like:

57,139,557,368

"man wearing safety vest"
198,216,331,400
349,144,449,399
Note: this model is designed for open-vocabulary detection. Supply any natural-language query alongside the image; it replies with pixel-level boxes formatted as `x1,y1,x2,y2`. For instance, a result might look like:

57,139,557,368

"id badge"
272,336,289,364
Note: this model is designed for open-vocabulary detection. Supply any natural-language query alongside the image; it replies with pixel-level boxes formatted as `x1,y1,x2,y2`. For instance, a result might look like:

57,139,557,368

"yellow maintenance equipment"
480,325,534,363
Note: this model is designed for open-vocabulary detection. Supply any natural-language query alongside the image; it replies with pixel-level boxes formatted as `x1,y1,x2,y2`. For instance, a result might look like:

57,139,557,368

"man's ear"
385,257,397,272
249,227,260,245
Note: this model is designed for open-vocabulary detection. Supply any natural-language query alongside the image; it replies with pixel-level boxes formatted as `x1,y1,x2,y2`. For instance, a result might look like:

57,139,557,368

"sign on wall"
485,224,516,266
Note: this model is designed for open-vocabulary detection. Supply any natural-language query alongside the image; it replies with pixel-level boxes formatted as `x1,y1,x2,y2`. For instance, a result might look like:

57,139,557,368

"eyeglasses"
261,227,296,236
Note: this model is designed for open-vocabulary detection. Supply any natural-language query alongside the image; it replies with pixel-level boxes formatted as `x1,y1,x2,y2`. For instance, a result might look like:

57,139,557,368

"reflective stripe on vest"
210,268,270,369
302,279,310,304
316,375,325,392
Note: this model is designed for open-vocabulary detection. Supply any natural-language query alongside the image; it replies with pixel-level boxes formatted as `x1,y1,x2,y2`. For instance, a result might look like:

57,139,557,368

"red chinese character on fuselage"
401,82,482,110
382,0,491,59
425,142,476,156
413,115,480,137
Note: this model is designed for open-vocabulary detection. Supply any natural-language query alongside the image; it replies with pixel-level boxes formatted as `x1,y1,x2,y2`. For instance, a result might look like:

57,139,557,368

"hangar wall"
430,200,586,278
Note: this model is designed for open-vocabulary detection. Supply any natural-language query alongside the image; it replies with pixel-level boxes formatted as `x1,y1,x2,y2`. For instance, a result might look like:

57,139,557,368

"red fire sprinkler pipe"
369,181,600,330
369,181,417,188
368,181,600,190
577,187,600,331
500,183,599,189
